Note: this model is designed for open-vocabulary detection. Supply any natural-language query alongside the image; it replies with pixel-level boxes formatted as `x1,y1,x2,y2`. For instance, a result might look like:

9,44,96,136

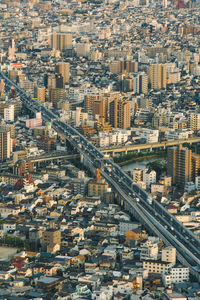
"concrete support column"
80,154,84,163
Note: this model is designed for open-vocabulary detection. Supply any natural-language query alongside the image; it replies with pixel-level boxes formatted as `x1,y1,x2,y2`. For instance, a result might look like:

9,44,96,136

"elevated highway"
101,137,200,155
1,70,200,280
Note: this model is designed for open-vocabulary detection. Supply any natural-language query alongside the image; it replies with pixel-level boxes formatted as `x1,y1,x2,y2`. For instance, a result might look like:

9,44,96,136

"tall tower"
167,145,192,187
0,126,12,161
34,86,45,103
109,99,130,129
55,62,70,84
148,64,166,90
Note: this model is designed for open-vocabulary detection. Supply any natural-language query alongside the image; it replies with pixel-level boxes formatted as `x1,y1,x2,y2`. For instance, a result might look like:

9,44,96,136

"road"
1,70,200,280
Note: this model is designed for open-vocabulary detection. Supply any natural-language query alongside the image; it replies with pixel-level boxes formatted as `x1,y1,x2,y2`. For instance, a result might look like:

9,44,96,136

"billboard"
12,63,23,68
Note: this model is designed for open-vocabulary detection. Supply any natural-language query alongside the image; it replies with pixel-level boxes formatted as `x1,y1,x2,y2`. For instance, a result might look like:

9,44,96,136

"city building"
167,145,192,187
55,62,70,84
148,64,167,90
34,86,45,103
50,33,72,51
42,229,61,246
109,99,130,129
0,126,12,161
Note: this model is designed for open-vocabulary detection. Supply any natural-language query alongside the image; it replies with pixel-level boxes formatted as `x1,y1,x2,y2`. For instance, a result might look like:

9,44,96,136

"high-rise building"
134,72,148,94
34,86,45,103
109,99,130,129
50,33,72,51
55,62,70,84
125,60,138,73
167,145,192,187
148,64,167,90
192,154,200,181
93,99,106,119
4,104,14,122
0,126,13,161
49,88,66,108
189,113,200,131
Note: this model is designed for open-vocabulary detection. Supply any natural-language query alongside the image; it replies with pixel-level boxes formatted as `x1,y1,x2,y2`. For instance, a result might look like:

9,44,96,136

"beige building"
133,168,143,182
88,171,108,199
49,88,66,108
167,145,192,187
50,33,72,51
34,86,45,103
148,64,167,90
109,98,130,129
55,62,70,84
162,246,176,265
42,229,61,246
0,126,12,161
189,113,200,131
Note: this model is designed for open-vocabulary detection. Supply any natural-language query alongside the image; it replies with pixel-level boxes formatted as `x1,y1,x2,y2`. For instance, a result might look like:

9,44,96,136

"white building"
98,130,130,147
140,243,158,261
134,128,159,143
4,105,14,122
143,169,156,187
165,129,193,141
195,176,200,190
170,266,189,283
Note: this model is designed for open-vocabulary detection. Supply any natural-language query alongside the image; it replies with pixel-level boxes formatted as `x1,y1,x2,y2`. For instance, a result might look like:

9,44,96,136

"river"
121,157,164,172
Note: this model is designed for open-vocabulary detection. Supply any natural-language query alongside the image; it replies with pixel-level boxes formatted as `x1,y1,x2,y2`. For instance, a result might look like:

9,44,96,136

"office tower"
49,88,66,108
189,113,200,131
34,86,45,103
109,99,130,129
0,126,12,161
50,33,72,51
167,145,192,187
55,62,70,84
148,64,167,90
